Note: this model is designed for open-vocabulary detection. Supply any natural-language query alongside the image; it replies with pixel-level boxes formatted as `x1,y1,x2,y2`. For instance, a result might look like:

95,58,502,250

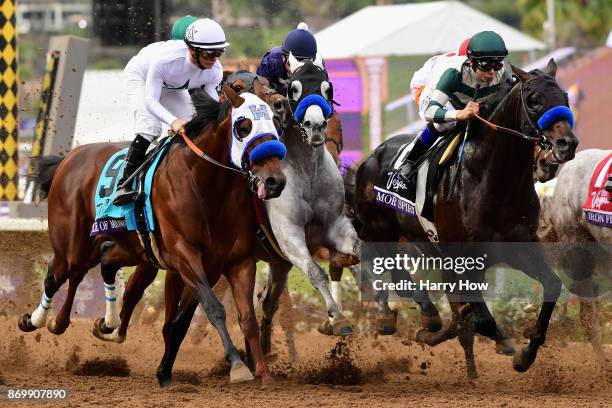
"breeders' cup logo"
386,171,407,191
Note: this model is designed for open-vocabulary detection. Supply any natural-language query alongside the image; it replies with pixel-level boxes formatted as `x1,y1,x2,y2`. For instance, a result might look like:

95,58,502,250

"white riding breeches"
124,68,195,141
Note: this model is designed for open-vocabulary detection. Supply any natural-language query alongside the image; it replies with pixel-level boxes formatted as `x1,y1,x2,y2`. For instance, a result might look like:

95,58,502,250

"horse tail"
30,155,64,197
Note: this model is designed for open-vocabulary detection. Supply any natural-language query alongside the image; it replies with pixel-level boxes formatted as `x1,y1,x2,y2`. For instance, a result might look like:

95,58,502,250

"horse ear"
314,53,324,70
222,70,234,81
545,58,557,77
253,75,264,97
223,83,245,108
511,63,528,82
288,52,303,73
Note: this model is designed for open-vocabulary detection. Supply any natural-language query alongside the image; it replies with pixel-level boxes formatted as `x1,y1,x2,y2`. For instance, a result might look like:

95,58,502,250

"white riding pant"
124,67,195,142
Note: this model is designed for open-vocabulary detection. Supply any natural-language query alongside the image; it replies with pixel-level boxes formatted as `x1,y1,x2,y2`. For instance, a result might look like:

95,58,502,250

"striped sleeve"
424,68,461,123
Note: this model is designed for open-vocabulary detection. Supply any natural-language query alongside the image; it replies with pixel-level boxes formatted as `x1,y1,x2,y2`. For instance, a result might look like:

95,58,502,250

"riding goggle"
474,58,504,72
200,48,225,59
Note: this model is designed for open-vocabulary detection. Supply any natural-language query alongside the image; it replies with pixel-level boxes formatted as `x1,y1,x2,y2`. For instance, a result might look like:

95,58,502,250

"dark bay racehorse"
347,60,578,376
18,83,286,384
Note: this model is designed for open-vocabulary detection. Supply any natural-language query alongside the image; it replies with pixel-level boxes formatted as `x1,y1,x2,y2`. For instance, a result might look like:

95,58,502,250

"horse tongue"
257,181,266,199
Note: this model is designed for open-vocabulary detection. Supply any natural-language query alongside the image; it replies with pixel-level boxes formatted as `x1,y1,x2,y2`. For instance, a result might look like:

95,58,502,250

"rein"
472,81,563,163
179,132,260,191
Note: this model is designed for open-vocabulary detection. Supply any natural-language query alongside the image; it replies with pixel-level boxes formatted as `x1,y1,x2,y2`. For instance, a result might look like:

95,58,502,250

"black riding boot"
113,134,151,206
397,137,430,181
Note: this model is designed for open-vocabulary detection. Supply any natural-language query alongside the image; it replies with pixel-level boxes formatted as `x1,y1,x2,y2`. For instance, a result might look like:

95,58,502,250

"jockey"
171,15,197,40
410,37,471,110
114,18,228,205
256,22,318,95
397,31,511,181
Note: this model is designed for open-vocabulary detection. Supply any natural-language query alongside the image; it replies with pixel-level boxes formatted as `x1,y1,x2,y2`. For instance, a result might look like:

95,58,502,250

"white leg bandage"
104,282,120,329
31,292,52,328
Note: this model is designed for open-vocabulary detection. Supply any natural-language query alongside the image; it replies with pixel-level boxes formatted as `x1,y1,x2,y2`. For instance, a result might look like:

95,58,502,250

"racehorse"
125,59,358,375
18,82,287,385
538,149,611,367
347,59,579,376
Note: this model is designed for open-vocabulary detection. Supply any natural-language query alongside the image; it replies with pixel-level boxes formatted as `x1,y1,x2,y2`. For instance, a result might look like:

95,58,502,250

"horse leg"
94,259,158,343
175,246,252,383
156,271,197,387
227,258,273,384
509,249,562,372
328,250,344,310
92,241,123,337
278,224,351,336
260,261,292,356
47,266,88,335
19,258,67,332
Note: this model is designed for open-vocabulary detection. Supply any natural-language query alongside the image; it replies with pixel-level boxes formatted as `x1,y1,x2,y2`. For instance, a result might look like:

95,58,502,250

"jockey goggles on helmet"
473,57,504,72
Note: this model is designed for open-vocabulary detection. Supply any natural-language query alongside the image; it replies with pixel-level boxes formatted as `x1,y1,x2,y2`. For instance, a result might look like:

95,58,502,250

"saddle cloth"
91,136,173,236
374,132,461,242
582,152,612,228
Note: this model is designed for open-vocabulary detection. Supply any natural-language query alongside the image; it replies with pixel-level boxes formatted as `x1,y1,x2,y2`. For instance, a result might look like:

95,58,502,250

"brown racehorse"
347,60,579,377
18,82,286,385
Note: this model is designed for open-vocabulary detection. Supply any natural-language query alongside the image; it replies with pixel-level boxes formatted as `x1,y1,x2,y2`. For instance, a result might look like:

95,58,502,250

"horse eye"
236,119,252,139
290,81,302,102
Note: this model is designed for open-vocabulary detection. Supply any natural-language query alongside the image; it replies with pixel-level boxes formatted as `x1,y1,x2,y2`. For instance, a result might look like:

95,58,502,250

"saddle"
92,136,176,268
375,129,464,222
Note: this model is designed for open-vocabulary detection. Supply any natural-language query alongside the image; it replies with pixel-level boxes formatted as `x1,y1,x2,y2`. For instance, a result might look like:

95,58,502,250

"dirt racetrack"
0,315,610,408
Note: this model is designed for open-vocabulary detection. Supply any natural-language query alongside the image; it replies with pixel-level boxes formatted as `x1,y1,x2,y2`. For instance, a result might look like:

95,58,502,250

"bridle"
472,79,566,164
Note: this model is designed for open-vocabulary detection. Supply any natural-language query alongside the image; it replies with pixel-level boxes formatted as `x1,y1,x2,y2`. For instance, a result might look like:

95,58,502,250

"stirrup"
113,188,138,206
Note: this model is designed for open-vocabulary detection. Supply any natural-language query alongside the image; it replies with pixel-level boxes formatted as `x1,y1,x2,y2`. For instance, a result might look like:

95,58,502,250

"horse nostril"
265,177,278,189
274,101,283,111
556,138,568,152
304,121,311,129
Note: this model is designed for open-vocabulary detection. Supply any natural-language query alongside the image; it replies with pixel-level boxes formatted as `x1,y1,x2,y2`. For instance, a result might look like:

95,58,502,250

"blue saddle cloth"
90,137,172,236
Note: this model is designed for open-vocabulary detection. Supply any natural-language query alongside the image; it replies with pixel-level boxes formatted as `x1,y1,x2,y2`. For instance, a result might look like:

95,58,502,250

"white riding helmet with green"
184,18,230,49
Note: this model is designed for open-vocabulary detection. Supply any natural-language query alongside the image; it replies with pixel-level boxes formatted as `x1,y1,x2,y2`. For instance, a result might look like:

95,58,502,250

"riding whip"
447,84,480,201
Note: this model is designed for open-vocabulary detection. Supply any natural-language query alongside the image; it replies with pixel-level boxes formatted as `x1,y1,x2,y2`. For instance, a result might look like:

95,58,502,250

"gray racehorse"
259,53,361,338
538,149,611,366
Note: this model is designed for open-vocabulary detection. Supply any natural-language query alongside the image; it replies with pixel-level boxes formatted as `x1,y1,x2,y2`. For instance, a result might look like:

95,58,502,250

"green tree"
518,0,612,47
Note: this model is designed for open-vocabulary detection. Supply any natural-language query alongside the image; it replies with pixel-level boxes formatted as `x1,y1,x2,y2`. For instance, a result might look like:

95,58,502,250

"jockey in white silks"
113,18,229,205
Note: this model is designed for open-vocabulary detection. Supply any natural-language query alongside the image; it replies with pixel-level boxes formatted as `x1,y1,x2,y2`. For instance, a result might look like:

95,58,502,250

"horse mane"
183,89,231,139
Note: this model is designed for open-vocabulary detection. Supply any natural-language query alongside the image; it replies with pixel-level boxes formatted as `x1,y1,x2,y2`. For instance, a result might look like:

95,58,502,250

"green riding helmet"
171,15,198,40
467,31,508,59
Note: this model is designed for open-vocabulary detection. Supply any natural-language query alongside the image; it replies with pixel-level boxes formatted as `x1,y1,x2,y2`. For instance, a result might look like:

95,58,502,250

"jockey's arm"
424,69,478,123
144,62,179,127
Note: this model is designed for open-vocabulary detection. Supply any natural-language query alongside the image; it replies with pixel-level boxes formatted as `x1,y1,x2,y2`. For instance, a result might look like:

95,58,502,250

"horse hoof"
512,347,534,373
376,310,398,336
317,320,333,336
157,372,172,388
495,338,516,356
94,317,114,335
229,361,255,383
46,318,66,335
18,314,38,332
421,313,443,333
332,318,354,337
